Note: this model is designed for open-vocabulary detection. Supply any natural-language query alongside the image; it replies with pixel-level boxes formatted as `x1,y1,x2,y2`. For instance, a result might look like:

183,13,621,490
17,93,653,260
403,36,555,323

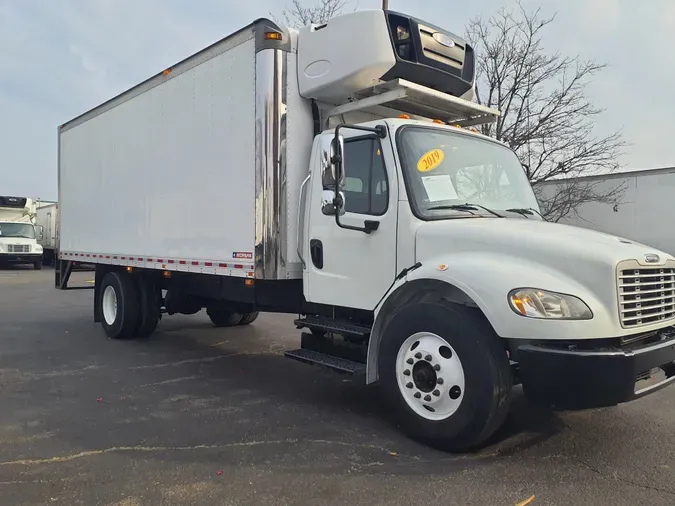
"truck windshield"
0,223,35,239
397,126,540,220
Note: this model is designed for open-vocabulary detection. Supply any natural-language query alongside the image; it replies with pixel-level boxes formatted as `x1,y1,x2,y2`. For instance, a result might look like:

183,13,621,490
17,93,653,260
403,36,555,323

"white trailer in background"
537,167,675,256
36,202,58,265
0,196,43,269
56,9,675,452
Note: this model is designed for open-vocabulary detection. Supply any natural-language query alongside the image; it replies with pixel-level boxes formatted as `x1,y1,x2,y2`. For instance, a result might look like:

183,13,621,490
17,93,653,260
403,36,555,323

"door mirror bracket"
330,123,387,234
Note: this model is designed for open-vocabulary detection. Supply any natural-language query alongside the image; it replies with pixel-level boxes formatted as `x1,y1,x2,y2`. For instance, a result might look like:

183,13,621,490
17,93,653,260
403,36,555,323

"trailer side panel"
59,36,257,276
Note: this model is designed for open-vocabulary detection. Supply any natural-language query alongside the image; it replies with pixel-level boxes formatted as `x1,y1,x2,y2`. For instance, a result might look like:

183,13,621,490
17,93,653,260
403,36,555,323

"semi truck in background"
0,196,43,269
36,202,58,265
538,167,675,256
55,10,675,452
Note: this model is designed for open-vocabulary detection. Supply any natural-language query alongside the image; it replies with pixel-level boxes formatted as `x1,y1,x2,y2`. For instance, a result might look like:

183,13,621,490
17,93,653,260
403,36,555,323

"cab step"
294,316,371,337
284,349,366,375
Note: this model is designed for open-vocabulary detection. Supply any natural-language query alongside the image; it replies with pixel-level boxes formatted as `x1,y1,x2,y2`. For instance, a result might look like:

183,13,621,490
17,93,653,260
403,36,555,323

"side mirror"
322,135,345,189
35,225,44,241
321,189,346,216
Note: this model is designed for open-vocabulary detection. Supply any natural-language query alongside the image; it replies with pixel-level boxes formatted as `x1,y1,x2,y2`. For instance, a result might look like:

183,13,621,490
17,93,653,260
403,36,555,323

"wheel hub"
412,361,437,392
395,332,465,421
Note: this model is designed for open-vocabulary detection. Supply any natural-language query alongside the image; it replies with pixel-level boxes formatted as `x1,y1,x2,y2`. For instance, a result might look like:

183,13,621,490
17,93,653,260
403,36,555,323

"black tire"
378,301,512,452
134,277,161,338
33,260,42,270
238,312,259,325
99,271,140,339
206,306,243,327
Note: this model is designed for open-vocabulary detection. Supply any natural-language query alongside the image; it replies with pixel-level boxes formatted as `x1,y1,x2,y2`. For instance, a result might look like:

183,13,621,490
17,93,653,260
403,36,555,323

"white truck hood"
416,217,665,266
413,217,675,339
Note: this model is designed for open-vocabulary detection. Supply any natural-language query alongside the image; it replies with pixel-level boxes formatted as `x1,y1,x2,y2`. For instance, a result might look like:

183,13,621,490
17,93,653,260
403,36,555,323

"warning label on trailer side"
233,252,253,260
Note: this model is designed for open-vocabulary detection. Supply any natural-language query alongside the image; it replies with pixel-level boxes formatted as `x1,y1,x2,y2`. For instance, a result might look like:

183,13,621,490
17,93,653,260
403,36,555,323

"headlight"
508,288,593,320
35,245,43,252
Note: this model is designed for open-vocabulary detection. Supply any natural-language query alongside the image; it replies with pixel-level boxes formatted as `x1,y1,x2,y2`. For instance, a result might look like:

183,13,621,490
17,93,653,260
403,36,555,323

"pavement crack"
577,459,675,497
0,439,400,467
131,375,204,389
130,353,245,370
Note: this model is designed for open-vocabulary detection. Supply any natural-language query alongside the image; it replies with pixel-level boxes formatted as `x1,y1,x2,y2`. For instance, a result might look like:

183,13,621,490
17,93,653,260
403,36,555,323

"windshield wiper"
427,203,505,218
505,208,545,220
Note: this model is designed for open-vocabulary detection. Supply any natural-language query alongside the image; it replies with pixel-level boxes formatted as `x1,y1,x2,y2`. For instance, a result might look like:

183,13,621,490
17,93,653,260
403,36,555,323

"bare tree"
465,2,627,221
276,0,349,27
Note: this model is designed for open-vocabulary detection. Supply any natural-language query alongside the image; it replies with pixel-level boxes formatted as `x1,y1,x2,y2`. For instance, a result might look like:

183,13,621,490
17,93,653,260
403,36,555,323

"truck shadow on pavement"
106,320,568,465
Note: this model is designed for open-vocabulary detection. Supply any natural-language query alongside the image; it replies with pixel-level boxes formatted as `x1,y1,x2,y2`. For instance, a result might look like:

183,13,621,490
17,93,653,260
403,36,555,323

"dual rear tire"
206,307,259,327
99,271,160,339
98,270,259,339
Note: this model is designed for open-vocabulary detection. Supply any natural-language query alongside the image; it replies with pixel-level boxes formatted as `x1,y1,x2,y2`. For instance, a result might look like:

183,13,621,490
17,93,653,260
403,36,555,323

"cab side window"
342,137,389,216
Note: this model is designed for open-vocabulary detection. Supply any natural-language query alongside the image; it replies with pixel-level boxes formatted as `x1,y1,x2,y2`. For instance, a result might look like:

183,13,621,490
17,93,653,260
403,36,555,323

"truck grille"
618,265,675,328
7,244,30,253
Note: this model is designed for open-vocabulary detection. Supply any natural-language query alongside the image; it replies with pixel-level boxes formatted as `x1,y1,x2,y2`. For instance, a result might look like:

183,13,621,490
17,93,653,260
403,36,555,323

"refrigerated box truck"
36,202,58,265
56,10,675,451
0,196,43,269
538,167,675,256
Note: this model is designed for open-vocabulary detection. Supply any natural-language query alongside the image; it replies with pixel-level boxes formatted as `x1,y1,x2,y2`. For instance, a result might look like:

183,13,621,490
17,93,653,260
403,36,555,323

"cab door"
303,125,398,310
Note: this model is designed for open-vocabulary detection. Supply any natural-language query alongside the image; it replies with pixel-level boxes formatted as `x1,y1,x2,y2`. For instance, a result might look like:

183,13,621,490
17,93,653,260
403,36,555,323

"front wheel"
378,302,512,452
33,260,42,270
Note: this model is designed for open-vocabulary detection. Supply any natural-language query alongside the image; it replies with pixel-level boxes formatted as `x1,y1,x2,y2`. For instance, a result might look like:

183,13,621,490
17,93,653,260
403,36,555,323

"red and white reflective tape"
60,251,255,278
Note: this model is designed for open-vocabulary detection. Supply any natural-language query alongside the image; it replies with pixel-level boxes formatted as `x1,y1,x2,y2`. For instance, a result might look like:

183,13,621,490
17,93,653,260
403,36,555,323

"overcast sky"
1,0,673,201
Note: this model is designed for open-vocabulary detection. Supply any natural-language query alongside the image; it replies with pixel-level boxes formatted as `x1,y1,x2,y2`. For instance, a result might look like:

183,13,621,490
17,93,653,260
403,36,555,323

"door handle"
310,239,323,269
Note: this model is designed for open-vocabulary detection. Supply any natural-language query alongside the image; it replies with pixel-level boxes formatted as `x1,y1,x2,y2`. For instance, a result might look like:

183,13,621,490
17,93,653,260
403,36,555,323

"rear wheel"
134,277,161,338
207,306,242,327
99,271,140,339
238,312,259,325
378,301,512,452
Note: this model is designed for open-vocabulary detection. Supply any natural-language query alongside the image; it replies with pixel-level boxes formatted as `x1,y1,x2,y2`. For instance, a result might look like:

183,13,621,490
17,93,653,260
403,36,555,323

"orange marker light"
163,68,171,76
126,266,133,273
433,119,444,124
399,114,410,119
511,296,526,315
264,32,283,40
245,278,254,286
163,270,171,278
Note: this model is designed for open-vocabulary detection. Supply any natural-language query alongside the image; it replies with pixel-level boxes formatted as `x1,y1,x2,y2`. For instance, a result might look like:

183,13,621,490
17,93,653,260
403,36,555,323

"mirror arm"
332,123,387,234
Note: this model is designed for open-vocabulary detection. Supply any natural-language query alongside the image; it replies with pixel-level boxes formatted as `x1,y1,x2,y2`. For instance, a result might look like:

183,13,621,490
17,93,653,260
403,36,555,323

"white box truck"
0,196,43,269
56,10,675,451
36,202,58,265
538,168,675,256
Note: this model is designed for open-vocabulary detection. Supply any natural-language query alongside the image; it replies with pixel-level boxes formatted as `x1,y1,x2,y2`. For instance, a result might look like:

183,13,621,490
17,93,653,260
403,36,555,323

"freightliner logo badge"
432,33,456,48
644,254,660,263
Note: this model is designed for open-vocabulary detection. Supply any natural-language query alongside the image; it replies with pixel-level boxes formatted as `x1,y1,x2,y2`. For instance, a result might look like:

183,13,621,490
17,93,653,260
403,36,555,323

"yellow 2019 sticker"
417,149,445,172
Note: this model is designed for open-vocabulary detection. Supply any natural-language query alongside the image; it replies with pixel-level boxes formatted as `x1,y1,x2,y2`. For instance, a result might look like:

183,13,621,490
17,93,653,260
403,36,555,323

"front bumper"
0,253,41,263
517,327,675,410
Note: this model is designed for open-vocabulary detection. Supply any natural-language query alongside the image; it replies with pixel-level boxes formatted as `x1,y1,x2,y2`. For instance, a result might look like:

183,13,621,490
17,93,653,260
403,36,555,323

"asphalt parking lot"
0,267,674,505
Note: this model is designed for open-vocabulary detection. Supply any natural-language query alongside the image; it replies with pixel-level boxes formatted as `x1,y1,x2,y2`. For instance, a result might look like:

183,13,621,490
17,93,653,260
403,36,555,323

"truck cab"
0,196,43,270
291,10,675,450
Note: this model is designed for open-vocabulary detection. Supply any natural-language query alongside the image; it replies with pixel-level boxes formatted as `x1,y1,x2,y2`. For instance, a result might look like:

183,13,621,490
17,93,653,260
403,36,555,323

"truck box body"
58,20,313,281
36,202,58,263
537,168,675,256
